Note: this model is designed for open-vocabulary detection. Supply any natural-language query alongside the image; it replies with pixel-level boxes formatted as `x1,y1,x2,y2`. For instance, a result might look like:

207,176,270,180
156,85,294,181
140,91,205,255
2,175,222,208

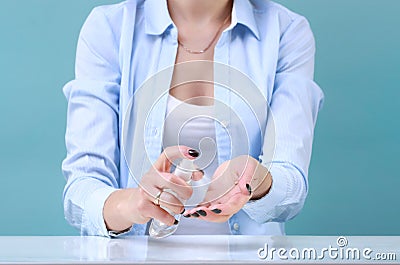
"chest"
169,40,217,106
128,26,278,110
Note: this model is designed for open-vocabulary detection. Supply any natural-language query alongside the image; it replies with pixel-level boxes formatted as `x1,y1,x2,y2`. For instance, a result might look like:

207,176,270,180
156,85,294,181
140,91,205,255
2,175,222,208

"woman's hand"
103,146,203,232
183,155,272,222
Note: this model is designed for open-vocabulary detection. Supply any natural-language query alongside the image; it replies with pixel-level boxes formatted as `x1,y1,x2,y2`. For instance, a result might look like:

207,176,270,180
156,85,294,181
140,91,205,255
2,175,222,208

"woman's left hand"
183,155,272,222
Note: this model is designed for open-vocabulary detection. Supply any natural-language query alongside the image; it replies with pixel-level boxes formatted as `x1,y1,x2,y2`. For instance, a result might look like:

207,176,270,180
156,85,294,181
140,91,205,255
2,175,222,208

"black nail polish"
183,214,191,218
246,183,252,195
211,209,222,214
188,149,200,158
191,212,200,217
180,208,186,214
174,219,179,225
197,210,207,216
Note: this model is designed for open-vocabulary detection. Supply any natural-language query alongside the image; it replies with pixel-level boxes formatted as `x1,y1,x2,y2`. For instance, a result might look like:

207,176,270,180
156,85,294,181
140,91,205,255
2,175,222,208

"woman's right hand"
103,146,202,232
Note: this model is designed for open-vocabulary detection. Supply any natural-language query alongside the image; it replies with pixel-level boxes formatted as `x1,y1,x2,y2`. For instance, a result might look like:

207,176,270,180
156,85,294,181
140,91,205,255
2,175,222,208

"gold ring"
153,190,163,206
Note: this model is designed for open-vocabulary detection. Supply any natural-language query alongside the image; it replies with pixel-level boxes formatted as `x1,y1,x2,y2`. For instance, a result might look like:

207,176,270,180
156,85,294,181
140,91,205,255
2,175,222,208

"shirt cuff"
85,186,118,237
108,226,133,238
242,166,288,223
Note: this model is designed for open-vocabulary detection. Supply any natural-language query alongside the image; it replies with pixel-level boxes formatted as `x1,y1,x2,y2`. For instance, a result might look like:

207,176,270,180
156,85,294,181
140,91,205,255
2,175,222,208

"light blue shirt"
62,0,324,237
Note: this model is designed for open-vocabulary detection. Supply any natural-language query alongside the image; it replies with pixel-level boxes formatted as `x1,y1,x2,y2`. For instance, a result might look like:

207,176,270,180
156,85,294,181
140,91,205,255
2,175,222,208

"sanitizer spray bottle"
149,159,194,238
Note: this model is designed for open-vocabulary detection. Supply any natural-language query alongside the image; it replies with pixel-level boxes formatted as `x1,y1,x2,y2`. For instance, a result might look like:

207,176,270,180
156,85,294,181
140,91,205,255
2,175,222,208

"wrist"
250,165,272,200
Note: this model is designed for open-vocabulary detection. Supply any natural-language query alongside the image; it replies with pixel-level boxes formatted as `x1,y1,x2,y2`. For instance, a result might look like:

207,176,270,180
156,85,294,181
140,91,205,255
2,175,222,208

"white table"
0,236,398,264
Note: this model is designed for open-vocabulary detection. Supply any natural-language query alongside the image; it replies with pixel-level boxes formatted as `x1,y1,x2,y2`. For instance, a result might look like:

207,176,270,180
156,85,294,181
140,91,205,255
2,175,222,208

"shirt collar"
144,0,260,40
144,0,174,35
234,0,260,40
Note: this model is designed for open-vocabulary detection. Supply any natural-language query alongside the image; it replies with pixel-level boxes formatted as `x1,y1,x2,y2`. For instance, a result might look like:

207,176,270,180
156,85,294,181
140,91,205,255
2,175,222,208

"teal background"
0,0,398,236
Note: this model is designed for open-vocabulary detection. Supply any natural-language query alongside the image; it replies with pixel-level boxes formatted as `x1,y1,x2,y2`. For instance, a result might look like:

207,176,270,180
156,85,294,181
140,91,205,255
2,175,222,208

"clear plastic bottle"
149,159,194,238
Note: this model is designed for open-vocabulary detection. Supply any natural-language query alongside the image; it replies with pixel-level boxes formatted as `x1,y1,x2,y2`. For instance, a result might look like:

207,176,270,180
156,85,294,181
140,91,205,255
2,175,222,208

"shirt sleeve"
242,16,324,223
62,7,122,237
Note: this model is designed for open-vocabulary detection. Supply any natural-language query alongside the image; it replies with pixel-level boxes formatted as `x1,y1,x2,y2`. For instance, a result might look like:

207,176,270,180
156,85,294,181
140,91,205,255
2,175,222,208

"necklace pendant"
179,43,206,54
191,49,205,54
177,13,231,55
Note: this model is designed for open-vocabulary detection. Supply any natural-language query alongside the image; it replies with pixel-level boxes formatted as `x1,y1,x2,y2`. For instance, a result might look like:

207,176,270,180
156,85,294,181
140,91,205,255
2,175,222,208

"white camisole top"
162,94,230,235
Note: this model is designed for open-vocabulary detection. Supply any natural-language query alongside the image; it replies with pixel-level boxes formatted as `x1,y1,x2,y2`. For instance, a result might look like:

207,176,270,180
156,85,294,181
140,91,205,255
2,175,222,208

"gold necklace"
178,13,231,54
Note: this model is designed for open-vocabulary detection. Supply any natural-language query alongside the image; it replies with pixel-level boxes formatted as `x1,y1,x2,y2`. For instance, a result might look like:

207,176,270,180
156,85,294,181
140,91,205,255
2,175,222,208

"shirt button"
153,128,158,135
233,223,240,231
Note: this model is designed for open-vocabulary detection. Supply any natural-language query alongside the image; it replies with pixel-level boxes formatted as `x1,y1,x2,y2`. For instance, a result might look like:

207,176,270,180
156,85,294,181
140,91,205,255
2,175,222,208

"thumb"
153,145,199,171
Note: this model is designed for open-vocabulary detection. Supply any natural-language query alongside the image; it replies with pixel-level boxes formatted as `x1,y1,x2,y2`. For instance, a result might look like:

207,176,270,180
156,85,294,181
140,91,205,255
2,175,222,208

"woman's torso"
114,0,294,235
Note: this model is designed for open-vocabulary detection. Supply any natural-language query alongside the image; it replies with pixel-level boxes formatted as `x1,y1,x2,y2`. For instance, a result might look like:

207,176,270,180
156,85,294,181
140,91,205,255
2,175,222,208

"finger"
183,206,231,223
158,190,185,215
145,205,177,226
142,174,192,205
140,185,163,207
191,169,204,181
190,191,248,217
200,214,230,223
136,188,176,225
153,145,199,171
208,192,249,216
238,181,253,197
196,201,212,208
154,172,193,200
